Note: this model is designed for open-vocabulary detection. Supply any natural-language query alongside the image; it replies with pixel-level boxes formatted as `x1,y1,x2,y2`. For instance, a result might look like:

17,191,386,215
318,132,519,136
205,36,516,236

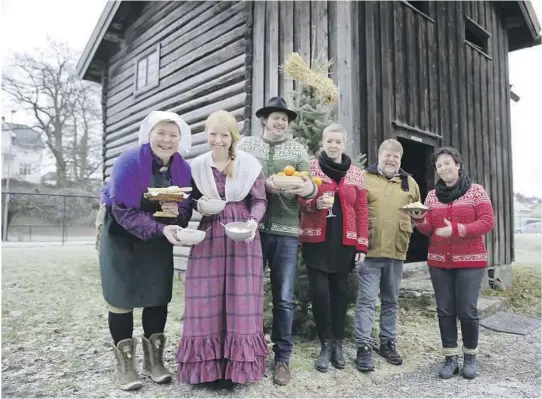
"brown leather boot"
273,362,291,385
112,338,142,391
141,333,172,384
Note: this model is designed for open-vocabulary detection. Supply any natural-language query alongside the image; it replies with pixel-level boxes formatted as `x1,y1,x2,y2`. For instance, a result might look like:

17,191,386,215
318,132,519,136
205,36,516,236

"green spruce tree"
262,51,367,339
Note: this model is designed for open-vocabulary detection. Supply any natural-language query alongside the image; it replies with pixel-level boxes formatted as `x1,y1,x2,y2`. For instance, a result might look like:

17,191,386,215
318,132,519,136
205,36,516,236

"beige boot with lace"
141,333,172,384
112,338,142,391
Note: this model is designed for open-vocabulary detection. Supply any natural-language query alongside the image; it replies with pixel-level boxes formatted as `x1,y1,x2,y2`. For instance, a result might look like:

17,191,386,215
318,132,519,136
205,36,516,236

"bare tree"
2,39,102,186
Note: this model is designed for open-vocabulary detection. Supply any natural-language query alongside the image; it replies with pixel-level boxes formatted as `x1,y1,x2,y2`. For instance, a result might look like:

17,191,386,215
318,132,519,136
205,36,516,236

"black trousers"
306,265,349,340
429,267,485,350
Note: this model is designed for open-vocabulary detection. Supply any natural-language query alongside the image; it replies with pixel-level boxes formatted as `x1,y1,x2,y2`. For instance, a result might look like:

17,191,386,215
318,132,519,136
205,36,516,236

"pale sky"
1,0,541,197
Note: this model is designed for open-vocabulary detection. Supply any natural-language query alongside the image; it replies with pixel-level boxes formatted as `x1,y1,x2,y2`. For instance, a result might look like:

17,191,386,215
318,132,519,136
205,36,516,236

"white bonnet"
138,110,191,156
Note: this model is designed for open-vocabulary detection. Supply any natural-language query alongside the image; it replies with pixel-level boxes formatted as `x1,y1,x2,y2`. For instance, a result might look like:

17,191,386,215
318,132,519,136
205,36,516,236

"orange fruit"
284,165,296,176
300,171,309,177
311,176,323,186
293,171,301,176
277,172,285,176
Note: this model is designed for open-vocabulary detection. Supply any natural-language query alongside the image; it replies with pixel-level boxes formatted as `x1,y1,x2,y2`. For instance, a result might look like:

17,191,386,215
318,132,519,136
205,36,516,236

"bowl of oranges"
274,165,306,190
273,165,323,190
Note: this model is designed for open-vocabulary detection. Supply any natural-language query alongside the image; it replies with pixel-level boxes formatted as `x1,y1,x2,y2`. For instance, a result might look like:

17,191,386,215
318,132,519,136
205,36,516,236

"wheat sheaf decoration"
280,52,339,105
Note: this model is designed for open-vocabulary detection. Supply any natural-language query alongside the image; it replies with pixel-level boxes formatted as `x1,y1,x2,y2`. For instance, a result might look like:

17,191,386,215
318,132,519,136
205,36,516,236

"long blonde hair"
205,110,240,178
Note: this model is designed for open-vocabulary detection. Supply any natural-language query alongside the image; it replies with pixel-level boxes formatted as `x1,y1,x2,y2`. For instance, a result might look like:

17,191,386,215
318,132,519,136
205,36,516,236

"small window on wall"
134,44,160,95
407,1,429,15
464,17,491,57
400,1,433,22
19,162,32,176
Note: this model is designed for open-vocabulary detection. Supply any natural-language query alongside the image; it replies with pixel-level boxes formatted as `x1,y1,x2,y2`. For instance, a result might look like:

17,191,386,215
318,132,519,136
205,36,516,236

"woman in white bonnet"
99,110,192,391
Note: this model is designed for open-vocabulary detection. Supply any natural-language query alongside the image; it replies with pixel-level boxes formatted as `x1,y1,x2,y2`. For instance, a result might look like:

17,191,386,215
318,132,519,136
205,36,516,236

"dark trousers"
306,265,349,341
260,233,299,363
429,266,485,350
108,305,168,345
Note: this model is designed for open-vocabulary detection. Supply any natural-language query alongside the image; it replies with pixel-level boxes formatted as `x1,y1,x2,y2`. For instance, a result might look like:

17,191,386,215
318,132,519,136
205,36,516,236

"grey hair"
378,138,403,156
322,123,348,142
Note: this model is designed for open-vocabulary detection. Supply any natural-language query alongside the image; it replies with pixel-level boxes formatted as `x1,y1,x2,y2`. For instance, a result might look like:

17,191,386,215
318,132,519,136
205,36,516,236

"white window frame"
19,162,32,176
133,43,161,96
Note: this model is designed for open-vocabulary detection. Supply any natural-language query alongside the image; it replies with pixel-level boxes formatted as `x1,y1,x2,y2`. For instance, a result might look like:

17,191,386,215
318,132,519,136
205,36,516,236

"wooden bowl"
273,175,304,190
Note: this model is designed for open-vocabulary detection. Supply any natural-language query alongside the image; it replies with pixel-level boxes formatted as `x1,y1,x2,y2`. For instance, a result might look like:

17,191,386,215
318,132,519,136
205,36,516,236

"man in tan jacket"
354,139,420,372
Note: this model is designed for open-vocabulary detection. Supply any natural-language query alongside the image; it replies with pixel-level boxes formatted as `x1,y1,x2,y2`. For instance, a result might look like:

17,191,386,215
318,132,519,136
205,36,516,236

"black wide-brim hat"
255,96,297,122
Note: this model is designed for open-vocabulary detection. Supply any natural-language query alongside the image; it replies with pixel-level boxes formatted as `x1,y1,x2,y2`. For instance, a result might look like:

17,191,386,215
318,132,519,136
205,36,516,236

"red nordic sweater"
298,159,369,253
414,184,495,269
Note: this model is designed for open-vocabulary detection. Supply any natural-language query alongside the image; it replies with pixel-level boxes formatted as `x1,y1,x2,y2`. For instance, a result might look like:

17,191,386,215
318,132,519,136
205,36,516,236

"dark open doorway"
397,137,435,263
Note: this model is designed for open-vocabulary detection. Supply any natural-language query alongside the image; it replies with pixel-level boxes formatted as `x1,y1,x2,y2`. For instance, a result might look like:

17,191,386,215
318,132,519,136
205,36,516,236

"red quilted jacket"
298,159,369,253
414,184,495,268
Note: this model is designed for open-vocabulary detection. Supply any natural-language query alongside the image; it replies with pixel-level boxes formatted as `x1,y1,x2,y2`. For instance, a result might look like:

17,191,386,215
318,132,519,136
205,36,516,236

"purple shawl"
102,143,191,208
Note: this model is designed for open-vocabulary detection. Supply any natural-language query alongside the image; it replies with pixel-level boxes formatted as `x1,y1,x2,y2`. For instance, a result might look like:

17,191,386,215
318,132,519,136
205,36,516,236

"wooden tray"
144,192,187,202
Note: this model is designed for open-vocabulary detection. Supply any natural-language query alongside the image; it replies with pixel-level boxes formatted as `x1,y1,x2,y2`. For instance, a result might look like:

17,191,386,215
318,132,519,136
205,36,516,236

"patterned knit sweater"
238,135,315,237
414,184,495,268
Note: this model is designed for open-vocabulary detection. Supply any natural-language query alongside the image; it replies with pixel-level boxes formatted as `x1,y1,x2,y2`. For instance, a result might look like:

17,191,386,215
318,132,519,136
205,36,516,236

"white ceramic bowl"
223,222,252,241
175,228,206,245
198,198,226,215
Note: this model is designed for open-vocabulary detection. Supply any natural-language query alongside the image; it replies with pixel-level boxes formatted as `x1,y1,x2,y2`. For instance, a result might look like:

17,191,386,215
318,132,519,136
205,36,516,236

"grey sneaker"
462,354,477,379
439,355,459,379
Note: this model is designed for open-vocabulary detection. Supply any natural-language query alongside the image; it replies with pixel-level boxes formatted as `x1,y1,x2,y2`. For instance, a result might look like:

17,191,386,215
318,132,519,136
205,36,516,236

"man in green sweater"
238,97,317,385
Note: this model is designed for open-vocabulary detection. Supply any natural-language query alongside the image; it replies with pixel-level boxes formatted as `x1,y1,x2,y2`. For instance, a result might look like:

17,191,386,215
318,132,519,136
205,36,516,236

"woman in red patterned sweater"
410,147,494,380
298,124,369,373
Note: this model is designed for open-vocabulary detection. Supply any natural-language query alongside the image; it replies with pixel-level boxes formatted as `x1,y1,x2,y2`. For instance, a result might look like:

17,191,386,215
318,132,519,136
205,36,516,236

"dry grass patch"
484,265,541,317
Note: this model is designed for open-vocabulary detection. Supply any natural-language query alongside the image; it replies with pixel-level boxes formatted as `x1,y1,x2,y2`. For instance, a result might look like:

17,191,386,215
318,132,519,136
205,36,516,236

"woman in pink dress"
176,110,269,387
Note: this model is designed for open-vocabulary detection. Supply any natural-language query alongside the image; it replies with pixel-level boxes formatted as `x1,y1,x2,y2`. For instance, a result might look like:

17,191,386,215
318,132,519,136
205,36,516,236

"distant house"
1,118,45,184
514,199,533,231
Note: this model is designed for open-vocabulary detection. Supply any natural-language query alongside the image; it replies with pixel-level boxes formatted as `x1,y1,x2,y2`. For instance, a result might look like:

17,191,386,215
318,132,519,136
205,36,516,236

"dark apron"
99,171,174,309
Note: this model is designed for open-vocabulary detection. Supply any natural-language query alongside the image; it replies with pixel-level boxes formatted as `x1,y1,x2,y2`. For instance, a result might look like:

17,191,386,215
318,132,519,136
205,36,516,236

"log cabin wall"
102,1,251,178
249,1,362,155
251,1,513,267
363,1,513,267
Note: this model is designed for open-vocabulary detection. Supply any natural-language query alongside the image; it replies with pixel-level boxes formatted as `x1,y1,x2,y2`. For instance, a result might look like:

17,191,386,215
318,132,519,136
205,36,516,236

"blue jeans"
260,233,299,363
354,257,404,347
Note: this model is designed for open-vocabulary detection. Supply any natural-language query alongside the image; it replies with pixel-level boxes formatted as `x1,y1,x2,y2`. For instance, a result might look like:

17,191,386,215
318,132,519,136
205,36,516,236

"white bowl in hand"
223,222,252,241
197,198,226,215
175,228,206,245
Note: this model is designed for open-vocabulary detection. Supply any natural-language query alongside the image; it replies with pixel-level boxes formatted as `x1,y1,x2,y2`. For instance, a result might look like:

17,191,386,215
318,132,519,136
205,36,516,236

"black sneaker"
379,340,403,365
356,345,374,372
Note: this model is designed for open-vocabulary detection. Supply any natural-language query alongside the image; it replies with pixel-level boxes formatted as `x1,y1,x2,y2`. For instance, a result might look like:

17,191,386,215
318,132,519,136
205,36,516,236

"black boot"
378,340,403,365
331,339,345,369
356,344,374,372
315,340,332,372
439,355,459,379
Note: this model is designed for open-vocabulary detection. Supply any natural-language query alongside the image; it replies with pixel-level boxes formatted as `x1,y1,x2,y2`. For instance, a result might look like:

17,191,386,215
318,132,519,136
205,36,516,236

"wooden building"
78,1,541,272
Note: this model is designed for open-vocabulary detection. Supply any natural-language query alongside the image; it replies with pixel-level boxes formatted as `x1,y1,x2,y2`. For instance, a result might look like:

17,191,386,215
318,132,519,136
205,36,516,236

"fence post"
62,196,67,245
29,226,32,242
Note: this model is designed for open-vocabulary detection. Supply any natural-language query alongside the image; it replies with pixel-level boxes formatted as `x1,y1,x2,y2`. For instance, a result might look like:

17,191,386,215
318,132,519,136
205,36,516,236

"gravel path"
2,234,540,398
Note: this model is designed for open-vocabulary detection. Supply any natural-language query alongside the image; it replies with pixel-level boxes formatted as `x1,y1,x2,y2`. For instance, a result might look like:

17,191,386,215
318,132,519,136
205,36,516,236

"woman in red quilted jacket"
298,123,369,373
410,147,494,380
